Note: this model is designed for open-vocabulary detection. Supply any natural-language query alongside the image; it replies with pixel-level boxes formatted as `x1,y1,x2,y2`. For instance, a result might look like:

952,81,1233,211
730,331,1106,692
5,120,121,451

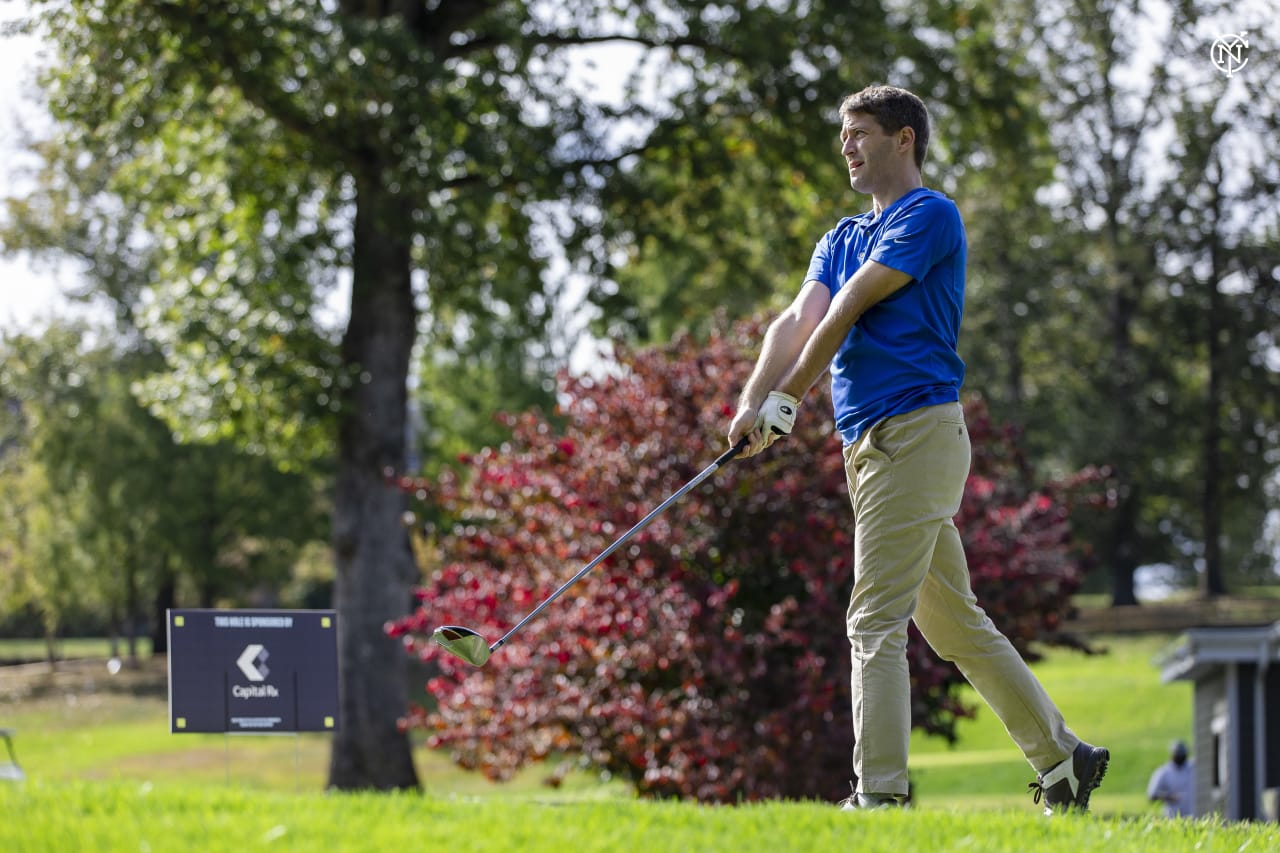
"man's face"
839,112,900,194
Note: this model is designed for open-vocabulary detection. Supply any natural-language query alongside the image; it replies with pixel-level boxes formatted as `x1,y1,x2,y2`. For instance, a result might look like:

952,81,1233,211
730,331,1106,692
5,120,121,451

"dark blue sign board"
167,609,340,734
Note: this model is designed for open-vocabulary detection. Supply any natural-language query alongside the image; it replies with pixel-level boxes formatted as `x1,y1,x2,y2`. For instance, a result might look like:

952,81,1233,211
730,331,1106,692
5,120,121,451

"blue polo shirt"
804,187,967,444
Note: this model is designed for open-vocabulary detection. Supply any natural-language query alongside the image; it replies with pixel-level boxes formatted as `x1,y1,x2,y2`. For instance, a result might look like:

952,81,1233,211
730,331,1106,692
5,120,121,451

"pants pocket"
871,406,964,462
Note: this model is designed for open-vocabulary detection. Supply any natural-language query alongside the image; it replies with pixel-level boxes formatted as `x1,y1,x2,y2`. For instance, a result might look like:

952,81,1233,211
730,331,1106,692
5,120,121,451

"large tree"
0,324,138,661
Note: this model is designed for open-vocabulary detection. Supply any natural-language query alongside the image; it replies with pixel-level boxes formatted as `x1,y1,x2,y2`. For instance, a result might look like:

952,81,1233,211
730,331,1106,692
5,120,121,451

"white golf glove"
756,391,800,449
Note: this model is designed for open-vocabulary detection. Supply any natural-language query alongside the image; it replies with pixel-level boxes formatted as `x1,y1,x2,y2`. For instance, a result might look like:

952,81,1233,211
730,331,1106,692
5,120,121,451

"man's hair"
839,85,931,169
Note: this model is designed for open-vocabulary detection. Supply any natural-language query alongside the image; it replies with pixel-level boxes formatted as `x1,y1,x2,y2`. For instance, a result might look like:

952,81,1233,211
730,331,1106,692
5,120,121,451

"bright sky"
0,1,99,333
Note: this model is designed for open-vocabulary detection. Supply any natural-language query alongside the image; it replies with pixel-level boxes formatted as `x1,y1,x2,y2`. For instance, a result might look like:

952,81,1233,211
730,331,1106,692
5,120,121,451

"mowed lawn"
1,633,1189,810
4,632,1272,852
2,780,1276,853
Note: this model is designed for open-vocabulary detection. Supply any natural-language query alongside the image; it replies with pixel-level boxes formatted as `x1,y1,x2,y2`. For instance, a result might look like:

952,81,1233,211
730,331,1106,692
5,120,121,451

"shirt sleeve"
804,230,836,292
868,194,963,282
1147,766,1166,798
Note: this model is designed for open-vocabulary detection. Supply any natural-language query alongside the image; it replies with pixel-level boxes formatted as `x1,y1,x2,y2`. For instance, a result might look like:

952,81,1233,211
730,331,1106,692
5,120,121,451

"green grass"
0,686,620,797
0,655,626,797
0,780,1275,852
1,632,1253,852
1,634,1190,807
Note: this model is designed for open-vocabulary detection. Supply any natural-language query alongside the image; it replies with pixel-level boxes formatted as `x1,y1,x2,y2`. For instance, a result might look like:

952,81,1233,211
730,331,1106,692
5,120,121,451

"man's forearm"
776,311,849,399
777,260,913,398
738,311,813,409
728,279,831,455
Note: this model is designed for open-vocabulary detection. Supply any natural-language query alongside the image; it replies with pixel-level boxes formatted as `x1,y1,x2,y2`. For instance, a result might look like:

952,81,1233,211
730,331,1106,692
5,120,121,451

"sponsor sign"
167,609,340,734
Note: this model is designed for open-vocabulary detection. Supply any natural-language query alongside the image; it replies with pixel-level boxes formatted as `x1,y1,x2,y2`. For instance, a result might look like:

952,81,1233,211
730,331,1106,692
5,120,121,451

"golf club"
433,437,750,666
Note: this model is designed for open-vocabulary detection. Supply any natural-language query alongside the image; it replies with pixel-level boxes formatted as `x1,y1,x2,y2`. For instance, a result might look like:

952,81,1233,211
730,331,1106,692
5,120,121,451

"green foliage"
18,2,347,468
0,453,89,654
0,323,117,646
952,0,1280,597
0,321,327,642
412,309,562,477
10,0,610,465
584,2,893,341
588,0,1059,346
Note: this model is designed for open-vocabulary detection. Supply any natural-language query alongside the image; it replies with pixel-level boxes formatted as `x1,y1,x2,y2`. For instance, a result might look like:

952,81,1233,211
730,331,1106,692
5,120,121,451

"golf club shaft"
488,438,749,656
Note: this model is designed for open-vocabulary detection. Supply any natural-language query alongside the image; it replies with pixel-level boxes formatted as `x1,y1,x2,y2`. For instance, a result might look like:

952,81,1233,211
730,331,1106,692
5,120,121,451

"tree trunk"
151,554,176,655
1108,483,1140,607
1106,280,1142,608
108,602,122,659
43,630,57,672
1200,168,1227,599
125,546,140,665
327,167,420,790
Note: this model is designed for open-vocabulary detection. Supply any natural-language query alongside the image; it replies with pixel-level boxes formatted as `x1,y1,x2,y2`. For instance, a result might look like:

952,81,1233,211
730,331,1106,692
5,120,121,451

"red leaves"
388,318,1100,803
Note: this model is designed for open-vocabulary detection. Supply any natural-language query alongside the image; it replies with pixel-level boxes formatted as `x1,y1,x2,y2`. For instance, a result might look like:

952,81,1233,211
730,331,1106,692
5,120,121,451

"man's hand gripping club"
728,390,801,458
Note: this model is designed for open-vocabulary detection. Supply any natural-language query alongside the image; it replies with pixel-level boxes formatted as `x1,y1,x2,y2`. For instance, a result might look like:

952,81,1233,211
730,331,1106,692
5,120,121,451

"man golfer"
727,84,1108,813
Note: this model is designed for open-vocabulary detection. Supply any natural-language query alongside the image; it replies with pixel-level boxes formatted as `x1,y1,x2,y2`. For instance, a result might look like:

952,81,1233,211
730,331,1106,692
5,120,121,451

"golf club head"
432,625,492,667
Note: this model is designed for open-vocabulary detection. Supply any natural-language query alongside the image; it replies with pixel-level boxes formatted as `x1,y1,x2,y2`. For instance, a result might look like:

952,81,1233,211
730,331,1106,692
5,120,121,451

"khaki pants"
842,401,1078,796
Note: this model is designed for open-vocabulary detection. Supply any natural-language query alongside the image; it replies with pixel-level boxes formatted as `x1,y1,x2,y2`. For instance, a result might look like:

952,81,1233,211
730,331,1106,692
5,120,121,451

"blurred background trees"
1,0,1277,797
0,322,326,665
970,0,1280,605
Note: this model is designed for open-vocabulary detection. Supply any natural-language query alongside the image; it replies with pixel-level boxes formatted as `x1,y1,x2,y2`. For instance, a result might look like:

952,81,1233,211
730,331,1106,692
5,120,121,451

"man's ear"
897,126,916,155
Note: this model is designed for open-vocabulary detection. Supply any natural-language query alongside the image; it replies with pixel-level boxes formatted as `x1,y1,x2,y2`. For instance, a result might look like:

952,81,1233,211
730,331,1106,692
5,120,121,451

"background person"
1148,740,1195,817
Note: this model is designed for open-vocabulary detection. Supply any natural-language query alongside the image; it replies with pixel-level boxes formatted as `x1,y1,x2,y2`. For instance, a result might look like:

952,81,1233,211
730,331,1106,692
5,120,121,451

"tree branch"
453,29,749,65
149,3,343,160
437,138,653,195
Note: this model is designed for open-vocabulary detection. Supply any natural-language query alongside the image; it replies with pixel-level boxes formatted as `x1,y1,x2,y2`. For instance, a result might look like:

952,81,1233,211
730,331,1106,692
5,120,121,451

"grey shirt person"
1148,740,1195,817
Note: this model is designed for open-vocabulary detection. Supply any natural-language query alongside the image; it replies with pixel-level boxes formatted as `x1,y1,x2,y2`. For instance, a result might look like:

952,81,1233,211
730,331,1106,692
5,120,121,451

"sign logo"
236,644,270,681
1210,32,1250,78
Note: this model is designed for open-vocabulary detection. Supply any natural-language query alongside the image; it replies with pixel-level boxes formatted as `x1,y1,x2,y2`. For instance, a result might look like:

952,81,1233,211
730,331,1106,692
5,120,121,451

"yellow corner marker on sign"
324,717,334,729
174,616,184,627
321,617,331,629
176,718,186,729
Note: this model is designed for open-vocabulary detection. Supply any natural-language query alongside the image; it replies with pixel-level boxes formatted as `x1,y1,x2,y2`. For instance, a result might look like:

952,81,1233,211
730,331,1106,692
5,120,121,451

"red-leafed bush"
389,319,1104,803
